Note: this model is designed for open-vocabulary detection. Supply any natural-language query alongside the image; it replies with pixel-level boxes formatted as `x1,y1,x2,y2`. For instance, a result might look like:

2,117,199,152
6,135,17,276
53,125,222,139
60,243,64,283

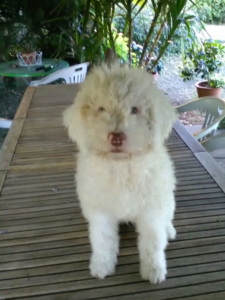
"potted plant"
146,57,163,79
180,40,225,97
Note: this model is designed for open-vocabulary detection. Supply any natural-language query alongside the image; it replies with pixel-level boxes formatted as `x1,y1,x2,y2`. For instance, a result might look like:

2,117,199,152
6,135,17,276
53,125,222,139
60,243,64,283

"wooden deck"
0,84,225,300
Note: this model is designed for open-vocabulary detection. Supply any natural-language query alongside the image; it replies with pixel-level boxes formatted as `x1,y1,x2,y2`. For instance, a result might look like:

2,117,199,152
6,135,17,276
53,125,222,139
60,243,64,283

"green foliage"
146,58,163,74
0,0,87,61
1,0,200,67
209,74,225,88
139,0,198,69
51,0,118,63
180,61,195,81
197,0,225,24
180,40,225,87
113,3,152,46
107,32,129,62
218,117,225,129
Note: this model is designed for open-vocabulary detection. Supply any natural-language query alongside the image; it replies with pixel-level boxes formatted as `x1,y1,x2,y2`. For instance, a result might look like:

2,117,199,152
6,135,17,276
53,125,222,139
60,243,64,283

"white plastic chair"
0,118,12,129
176,97,225,142
30,62,90,86
201,133,225,151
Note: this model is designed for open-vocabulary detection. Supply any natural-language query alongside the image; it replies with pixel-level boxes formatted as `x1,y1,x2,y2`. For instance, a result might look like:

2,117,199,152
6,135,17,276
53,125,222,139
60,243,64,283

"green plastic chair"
201,133,225,151
176,97,225,142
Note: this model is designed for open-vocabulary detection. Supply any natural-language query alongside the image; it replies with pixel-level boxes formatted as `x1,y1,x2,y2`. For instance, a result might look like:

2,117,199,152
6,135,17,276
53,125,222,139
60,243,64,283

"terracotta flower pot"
195,81,222,98
151,72,158,82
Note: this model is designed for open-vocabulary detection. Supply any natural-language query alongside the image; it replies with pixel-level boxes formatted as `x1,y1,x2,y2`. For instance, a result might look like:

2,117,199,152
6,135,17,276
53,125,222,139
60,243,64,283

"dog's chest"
76,155,163,218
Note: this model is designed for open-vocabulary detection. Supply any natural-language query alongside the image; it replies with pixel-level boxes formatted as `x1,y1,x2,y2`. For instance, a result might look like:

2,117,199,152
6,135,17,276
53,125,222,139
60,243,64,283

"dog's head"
63,64,177,158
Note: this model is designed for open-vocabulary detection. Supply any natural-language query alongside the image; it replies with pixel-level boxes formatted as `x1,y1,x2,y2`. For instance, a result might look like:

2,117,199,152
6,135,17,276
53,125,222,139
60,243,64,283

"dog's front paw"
90,254,116,279
167,223,176,240
140,261,167,284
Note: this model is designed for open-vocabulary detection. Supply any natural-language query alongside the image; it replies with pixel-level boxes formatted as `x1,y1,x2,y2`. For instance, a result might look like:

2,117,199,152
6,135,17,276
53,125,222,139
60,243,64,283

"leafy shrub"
180,40,225,87
218,117,225,129
197,0,225,24
107,31,129,63
0,0,201,67
209,74,225,88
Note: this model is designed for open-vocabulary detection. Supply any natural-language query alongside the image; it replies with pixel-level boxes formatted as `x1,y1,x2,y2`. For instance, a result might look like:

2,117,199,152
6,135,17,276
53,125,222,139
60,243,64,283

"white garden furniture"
30,62,90,86
176,97,225,142
0,118,12,129
201,133,225,151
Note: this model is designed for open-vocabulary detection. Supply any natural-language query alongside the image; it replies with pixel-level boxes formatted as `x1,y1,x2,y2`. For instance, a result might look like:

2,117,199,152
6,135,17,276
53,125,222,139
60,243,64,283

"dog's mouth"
111,147,123,153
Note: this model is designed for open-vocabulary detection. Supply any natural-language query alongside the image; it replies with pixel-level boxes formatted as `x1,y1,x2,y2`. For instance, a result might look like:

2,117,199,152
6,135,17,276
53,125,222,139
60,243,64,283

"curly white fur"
63,63,177,284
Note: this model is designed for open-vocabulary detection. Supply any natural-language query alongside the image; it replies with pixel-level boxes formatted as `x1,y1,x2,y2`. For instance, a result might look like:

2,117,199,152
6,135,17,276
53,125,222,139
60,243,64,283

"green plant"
181,40,225,87
138,0,197,69
53,0,117,63
114,0,148,66
146,57,163,74
209,74,225,88
218,117,225,129
113,2,152,60
53,0,147,65
0,0,88,61
107,31,129,62
180,61,195,81
1,0,201,68
197,0,225,24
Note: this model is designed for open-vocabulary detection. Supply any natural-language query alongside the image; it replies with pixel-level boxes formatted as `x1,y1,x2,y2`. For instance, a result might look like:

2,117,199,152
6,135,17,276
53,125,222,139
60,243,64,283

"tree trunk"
145,20,164,66
138,16,159,67
150,41,169,71
128,3,132,67
104,48,117,67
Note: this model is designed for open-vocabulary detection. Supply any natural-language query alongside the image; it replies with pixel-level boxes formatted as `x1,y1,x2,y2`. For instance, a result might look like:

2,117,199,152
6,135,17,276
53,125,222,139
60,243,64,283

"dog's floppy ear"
159,98,178,141
63,90,91,152
149,85,178,144
63,101,82,144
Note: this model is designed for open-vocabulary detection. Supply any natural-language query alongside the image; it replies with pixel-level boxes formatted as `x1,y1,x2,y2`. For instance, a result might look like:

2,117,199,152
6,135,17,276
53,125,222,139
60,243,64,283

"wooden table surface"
0,84,225,300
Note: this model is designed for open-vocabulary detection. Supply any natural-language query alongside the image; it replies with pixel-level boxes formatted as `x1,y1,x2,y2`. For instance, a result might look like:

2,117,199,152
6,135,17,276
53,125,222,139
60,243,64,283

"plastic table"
0,58,69,85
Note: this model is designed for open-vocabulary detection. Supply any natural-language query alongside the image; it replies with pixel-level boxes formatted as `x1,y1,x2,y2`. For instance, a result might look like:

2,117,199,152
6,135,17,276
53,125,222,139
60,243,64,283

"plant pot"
151,72,158,81
21,52,37,64
195,81,222,98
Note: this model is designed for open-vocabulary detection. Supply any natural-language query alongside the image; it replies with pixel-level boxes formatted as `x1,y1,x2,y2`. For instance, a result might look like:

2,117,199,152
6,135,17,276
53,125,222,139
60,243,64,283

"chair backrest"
30,62,90,87
0,118,12,129
201,133,225,152
57,63,90,84
176,97,225,141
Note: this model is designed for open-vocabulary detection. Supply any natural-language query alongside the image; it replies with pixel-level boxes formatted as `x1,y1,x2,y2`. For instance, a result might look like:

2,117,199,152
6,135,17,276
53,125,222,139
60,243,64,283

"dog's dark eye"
131,107,138,114
98,107,105,112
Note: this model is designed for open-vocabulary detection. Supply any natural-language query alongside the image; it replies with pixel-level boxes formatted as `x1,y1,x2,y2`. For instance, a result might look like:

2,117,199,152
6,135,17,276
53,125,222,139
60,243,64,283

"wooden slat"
0,263,223,299
1,233,225,265
0,87,35,171
173,120,206,153
0,119,24,170
0,170,7,194
14,87,35,119
195,152,225,193
3,274,225,300
177,291,225,300
0,262,225,296
9,161,75,173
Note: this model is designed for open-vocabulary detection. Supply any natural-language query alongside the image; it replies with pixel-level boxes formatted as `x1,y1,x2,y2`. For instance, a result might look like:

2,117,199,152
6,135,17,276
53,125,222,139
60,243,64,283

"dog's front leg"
88,213,119,279
136,209,167,284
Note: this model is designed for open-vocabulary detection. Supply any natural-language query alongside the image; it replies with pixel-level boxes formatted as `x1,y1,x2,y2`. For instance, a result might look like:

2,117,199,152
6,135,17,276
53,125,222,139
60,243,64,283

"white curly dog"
63,63,177,284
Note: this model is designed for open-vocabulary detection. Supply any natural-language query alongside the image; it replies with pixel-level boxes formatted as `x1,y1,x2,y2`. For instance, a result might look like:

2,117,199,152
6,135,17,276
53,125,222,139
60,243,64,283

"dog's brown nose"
108,132,126,147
